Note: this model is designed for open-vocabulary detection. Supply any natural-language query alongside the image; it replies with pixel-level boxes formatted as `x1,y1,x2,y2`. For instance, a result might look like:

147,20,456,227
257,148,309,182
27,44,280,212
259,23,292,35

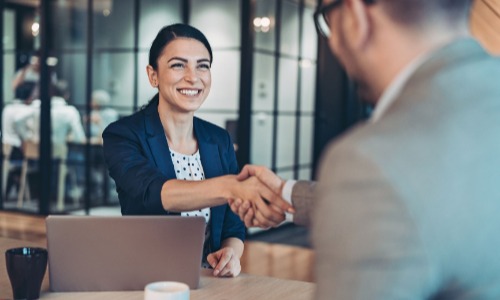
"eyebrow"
167,57,211,64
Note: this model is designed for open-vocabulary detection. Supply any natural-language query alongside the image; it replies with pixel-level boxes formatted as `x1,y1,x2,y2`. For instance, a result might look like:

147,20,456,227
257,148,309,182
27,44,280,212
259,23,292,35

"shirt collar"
370,52,430,123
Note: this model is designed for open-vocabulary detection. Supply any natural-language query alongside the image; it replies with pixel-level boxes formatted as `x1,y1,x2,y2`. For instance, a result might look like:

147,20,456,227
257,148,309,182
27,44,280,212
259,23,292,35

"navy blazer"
102,99,245,252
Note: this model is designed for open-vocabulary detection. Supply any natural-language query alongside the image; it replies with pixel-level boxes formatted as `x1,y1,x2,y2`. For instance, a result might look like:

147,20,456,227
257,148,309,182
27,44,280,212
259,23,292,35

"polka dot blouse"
169,148,212,268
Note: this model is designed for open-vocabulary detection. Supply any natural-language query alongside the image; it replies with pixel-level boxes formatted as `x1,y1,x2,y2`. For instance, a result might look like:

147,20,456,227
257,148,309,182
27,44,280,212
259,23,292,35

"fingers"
213,249,233,277
243,207,255,227
228,198,241,215
207,252,218,270
218,258,241,277
250,203,280,228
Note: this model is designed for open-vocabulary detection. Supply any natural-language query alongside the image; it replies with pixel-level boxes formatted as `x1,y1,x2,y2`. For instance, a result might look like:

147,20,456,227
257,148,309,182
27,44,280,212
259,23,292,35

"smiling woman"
102,24,294,279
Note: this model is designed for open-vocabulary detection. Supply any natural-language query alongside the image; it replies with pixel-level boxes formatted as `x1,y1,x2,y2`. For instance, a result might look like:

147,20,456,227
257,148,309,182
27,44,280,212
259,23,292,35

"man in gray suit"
231,0,500,298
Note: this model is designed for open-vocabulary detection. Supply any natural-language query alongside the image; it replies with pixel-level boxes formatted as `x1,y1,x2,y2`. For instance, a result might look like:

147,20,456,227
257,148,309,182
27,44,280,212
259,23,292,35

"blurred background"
0,0,498,224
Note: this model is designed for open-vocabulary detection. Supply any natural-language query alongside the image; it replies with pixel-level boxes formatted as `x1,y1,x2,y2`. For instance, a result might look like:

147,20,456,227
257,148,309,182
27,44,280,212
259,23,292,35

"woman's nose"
183,67,199,83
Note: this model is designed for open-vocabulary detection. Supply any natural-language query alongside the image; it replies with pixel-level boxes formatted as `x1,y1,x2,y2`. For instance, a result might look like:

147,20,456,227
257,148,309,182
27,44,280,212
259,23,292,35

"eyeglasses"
314,0,376,38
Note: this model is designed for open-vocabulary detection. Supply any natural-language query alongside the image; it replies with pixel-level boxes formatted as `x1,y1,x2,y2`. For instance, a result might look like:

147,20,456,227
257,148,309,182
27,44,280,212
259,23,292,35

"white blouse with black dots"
169,148,212,268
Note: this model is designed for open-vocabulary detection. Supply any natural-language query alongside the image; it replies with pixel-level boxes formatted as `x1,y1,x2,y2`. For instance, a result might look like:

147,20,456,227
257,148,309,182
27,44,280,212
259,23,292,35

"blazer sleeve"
220,132,246,242
291,180,316,227
102,119,169,215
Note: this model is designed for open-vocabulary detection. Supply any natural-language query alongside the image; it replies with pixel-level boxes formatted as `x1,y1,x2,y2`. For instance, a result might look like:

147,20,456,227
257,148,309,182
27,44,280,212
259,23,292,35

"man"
231,0,500,298
2,82,36,198
88,89,119,141
2,82,36,151
15,80,86,145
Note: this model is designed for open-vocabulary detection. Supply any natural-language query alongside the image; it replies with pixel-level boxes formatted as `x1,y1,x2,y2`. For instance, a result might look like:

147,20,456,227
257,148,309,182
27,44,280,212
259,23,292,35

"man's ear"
347,0,372,49
146,65,158,88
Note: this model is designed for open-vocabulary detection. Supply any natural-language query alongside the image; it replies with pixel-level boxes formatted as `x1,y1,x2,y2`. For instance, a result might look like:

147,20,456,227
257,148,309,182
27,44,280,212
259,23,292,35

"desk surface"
1,237,315,300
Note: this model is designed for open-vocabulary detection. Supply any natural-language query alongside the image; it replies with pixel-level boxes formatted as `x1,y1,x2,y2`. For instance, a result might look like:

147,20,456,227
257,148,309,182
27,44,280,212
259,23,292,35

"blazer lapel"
194,118,227,245
144,101,176,179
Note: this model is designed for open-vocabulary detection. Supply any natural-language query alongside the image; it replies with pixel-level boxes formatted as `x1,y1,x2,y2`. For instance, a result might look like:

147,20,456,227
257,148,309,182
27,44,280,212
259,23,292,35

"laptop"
46,215,205,292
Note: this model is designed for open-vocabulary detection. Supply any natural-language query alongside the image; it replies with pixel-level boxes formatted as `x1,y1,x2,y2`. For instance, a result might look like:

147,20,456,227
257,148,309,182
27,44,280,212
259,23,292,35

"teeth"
179,89,199,96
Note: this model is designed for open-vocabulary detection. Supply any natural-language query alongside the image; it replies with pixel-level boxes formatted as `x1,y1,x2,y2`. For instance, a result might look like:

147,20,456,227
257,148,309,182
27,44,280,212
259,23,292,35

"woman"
103,24,281,277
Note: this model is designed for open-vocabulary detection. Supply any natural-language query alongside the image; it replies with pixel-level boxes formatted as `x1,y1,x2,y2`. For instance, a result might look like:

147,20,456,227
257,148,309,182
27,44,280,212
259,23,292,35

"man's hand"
232,176,289,228
207,247,241,277
229,165,295,228
237,165,286,195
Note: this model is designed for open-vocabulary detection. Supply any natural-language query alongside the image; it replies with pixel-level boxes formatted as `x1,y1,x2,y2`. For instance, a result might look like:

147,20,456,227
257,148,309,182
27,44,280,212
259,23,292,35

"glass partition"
1,0,318,215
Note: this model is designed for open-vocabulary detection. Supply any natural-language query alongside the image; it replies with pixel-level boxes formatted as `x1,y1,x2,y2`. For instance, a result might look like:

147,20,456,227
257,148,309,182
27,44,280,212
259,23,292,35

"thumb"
236,165,251,181
207,252,219,268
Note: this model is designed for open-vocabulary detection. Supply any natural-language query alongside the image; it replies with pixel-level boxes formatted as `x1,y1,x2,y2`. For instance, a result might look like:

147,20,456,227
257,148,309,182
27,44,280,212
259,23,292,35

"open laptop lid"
46,216,205,292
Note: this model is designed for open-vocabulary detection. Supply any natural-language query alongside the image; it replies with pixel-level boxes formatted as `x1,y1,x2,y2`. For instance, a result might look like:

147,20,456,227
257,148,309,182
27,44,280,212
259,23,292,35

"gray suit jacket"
309,38,500,299
291,181,316,226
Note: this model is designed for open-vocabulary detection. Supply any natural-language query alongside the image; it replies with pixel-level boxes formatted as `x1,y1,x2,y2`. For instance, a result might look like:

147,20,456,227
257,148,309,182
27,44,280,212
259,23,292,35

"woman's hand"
207,247,241,277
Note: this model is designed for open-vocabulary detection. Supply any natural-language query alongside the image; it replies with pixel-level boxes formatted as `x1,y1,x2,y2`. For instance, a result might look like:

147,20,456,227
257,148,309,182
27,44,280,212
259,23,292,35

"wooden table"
1,237,315,299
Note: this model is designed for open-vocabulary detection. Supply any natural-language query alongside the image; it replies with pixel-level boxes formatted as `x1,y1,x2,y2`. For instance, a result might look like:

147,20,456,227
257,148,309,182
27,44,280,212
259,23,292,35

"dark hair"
148,23,213,70
15,82,36,101
51,80,69,98
379,0,471,27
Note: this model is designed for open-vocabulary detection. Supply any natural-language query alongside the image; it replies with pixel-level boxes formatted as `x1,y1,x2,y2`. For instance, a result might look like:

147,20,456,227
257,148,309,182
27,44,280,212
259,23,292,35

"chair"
2,144,13,199
17,141,69,210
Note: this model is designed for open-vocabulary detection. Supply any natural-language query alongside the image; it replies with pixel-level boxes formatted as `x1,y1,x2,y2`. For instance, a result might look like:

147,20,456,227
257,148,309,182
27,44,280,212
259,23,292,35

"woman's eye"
198,64,210,70
171,63,185,69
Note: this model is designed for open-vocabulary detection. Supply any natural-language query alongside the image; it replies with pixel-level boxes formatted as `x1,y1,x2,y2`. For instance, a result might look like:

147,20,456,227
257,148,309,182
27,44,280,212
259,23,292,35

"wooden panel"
470,0,500,55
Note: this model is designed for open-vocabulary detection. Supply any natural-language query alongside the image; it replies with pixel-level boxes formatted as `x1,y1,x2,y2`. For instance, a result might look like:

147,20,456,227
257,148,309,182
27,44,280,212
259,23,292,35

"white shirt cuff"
282,180,297,223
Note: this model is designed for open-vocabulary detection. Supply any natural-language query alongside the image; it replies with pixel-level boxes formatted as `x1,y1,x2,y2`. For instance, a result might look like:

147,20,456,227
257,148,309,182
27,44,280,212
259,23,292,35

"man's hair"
379,0,472,27
51,80,69,98
15,82,36,101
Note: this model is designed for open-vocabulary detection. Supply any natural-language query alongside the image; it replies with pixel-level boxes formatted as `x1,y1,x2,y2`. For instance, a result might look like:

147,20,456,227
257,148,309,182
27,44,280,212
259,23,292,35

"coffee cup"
5,247,48,300
144,281,189,300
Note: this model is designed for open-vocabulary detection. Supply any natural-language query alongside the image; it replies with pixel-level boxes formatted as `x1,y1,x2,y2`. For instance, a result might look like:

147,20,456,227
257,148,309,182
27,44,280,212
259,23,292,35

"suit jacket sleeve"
103,118,169,215
291,180,316,227
313,142,432,300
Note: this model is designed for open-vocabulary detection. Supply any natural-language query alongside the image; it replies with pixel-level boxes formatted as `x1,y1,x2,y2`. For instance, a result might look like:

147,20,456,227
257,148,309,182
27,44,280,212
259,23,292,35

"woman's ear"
146,65,158,88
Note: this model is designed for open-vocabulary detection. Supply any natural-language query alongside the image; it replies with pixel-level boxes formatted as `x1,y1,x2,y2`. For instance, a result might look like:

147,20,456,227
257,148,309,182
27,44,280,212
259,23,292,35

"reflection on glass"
278,57,298,112
252,53,275,112
58,53,87,106
280,0,299,56
254,0,276,52
94,0,134,48
190,0,241,48
299,116,313,164
92,52,135,109
251,113,273,166
276,115,296,168
51,0,88,50
4,10,16,50
301,6,318,60
277,170,294,182
203,50,240,111
3,54,16,105
139,0,181,48
300,63,316,112
298,168,312,181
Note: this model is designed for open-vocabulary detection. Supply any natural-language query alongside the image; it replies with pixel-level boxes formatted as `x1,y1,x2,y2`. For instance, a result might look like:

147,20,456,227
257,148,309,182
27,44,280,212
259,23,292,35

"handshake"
228,165,295,228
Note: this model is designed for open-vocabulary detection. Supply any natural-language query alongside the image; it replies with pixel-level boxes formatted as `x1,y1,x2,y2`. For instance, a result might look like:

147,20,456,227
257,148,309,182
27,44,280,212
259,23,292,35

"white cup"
144,281,190,300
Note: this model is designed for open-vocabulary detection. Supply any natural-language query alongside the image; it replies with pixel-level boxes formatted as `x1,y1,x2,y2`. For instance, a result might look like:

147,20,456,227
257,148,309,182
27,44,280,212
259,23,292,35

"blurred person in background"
15,80,85,145
2,82,37,199
88,89,119,143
